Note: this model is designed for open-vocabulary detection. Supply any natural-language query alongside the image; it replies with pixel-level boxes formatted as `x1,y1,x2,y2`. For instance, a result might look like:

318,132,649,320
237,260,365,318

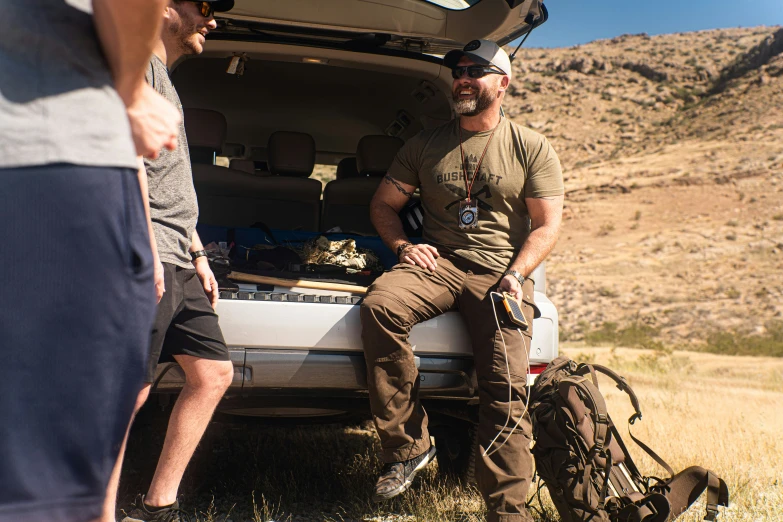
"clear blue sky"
517,0,783,48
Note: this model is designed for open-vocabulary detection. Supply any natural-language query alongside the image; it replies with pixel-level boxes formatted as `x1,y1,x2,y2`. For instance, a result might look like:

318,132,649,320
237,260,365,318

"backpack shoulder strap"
628,425,675,477
577,363,676,477
558,376,616,509
660,466,729,521
578,363,643,423
705,470,730,520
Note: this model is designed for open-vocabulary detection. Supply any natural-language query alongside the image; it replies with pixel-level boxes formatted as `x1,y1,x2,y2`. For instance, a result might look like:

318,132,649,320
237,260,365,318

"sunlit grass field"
119,345,783,522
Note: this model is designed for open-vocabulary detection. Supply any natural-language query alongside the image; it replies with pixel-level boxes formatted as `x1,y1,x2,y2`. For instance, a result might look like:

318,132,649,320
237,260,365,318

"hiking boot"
372,445,437,502
121,496,189,522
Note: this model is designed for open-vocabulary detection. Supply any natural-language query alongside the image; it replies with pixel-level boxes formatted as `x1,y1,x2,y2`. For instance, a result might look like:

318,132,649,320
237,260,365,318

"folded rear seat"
321,135,403,235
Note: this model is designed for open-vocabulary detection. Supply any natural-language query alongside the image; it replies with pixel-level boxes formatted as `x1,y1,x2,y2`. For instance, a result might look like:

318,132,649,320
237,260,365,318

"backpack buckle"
704,503,719,521
596,413,609,424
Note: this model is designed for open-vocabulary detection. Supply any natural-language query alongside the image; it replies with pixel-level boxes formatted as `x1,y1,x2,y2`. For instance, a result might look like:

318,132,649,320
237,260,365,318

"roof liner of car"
212,0,546,56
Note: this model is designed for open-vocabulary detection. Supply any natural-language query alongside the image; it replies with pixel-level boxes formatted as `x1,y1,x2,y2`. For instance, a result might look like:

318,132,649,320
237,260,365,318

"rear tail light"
529,363,548,375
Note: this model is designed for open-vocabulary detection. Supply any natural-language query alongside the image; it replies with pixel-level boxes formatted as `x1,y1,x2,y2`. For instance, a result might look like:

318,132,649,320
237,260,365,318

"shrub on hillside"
700,320,783,357
584,321,664,350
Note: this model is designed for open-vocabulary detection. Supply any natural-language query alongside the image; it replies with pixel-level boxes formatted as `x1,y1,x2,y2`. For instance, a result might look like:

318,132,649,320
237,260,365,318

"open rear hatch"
212,0,547,56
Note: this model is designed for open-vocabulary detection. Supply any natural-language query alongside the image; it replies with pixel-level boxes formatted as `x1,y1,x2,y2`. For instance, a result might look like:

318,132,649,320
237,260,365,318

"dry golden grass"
121,345,782,521
563,345,783,522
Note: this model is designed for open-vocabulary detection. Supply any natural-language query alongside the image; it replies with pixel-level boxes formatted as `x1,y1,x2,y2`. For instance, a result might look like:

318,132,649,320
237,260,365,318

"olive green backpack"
529,356,729,522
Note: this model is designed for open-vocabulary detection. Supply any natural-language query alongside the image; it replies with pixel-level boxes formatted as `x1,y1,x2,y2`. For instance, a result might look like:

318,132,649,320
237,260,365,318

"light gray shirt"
144,55,199,269
0,0,137,170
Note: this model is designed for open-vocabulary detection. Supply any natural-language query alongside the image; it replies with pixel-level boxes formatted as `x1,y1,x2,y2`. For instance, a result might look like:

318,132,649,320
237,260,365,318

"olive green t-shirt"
388,117,564,271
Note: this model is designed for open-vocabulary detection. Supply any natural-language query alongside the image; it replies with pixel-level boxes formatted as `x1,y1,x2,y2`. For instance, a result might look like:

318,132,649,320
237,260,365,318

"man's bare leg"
101,385,152,522
143,355,234,507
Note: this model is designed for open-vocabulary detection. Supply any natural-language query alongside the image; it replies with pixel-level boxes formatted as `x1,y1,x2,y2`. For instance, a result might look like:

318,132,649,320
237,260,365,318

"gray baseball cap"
443,39,512,79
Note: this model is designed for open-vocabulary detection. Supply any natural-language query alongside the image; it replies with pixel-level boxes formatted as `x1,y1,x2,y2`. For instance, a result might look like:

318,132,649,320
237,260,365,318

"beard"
452,84,497,116
168,9,203,56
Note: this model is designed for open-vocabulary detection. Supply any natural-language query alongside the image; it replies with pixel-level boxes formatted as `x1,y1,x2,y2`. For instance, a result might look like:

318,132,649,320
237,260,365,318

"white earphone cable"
483,291,532,458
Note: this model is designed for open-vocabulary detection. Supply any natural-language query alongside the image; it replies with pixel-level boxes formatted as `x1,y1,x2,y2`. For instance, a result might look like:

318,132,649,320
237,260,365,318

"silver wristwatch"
503,270,526,286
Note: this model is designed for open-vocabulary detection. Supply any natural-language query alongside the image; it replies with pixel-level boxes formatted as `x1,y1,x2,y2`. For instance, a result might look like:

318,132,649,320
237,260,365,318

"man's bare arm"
136,158,165,302
92,0,166,106
509,195,564,277
370,176,439,270
497,195,563,302
383,174,415,199
93,0,180,158
370,177,414,253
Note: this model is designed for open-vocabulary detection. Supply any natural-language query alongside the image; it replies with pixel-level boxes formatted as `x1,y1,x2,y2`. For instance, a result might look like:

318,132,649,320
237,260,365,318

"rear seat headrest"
335,157,359,180
267,131,315,177
183,109,227,153
357,135,404,177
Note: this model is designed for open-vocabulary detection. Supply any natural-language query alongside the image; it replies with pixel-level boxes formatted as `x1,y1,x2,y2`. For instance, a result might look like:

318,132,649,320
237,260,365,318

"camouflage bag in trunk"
529,356,729,522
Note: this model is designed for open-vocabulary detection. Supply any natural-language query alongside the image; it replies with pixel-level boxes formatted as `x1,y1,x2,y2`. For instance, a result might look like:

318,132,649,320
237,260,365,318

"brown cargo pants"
360,252,537,522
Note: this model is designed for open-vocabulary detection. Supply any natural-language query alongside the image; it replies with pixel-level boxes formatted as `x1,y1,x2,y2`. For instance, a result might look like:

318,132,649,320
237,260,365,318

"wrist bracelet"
190,249,208,261
396,242,412,258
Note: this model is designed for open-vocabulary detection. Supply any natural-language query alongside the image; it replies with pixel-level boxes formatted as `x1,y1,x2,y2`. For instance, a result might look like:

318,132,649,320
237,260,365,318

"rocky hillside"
504,26,783,347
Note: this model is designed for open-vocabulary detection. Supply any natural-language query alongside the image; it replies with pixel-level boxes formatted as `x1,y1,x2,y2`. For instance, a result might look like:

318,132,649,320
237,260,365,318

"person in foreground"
104,2,236,521
0,0,181,521
360,39,565,521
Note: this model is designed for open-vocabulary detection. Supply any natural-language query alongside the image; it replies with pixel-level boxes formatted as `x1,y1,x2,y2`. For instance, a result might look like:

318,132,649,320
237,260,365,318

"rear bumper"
153,349,476,397
151,288,558,402
152,346,545,402
210,288,558,360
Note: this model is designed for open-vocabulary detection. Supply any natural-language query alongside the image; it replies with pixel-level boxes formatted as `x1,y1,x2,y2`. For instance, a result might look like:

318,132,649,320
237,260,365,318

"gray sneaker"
121,496,188,522
372,445,437,502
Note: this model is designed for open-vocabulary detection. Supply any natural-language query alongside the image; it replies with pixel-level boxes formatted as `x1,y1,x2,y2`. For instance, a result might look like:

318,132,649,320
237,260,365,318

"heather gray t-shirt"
144,55,199,268
0,0,137,169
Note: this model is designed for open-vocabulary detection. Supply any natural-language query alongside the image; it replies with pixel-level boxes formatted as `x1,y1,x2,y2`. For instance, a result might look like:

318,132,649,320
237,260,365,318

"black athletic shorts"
146,262,228,383
0,164,155,522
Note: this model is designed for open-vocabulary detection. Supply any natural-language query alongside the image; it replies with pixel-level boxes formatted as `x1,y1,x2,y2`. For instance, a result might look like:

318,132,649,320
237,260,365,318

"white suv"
152,0,557,477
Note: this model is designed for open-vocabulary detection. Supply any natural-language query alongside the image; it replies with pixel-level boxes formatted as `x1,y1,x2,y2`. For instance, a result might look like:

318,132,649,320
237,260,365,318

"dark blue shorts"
0,164,155,522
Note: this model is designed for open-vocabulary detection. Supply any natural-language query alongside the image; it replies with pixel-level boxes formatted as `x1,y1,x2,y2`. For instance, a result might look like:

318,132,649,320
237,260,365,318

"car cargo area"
148,42,558,415
150,224,558,404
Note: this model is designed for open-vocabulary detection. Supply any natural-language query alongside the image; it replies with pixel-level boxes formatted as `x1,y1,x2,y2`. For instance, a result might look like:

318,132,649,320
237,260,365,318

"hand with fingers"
153,260,165,303
126,83,181,158
498,274,522,305
398,242,440,271
193,256,219,310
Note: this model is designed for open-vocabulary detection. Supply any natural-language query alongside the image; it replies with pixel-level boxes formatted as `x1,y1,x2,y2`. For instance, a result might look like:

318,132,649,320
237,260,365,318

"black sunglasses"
191,1,215,18
451,66,505,80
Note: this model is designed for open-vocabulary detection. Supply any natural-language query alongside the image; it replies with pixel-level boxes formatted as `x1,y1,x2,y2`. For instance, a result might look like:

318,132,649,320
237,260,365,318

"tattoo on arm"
384,175,414,199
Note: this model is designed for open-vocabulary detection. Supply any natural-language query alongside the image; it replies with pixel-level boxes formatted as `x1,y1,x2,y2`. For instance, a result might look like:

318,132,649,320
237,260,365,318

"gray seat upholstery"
321,135,403,234
244,131,323,231
186,109,290,228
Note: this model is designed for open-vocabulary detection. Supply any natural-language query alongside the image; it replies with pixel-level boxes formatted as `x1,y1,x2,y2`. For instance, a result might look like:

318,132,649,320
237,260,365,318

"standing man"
109,2,236,521
361,40,564,522
0,0,181,521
